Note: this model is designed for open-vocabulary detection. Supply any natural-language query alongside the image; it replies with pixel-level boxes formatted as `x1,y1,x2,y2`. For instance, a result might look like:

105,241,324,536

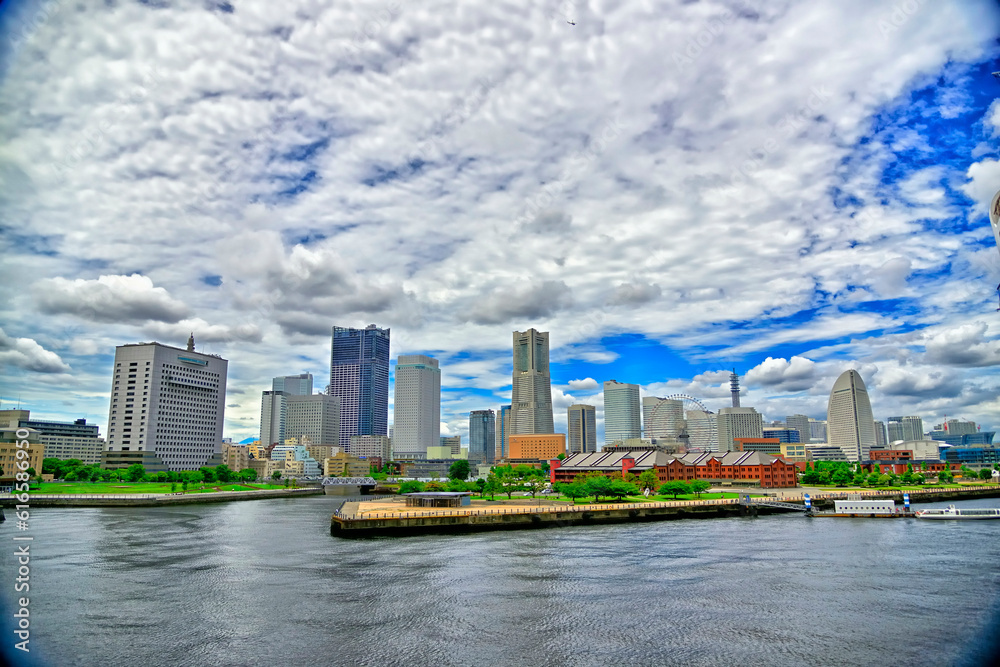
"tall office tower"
469,410,496,463
286,394,340,446
730,371,741,408
810,419,827,443
643,397,684,439
716,407,764,452
330,325,390,449
887,416,925,441
873,420,888,448
786,414,811,444
497,404,511,459
260,391,288,446
933,419,978,436
827,369,876,462
510,329,554,434
603,380,641,446
104,338,228,471
391,354,440,459
272,373,313,396
685,409,719,452
567,404,597,454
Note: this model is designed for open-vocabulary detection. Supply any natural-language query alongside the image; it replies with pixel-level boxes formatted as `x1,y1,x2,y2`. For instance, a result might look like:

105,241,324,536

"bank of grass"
515,492,753,504
28,482,289,495
802,483,978,492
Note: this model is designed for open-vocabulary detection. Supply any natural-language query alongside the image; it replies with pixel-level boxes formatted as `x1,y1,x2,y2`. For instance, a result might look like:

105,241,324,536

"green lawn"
27,482,289,494
801,483,973,492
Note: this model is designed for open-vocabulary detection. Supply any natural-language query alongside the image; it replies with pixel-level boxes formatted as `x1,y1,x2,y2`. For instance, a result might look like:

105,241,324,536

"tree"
689,480,711,497
900,470,914,485
484,473,501,499
659,481,690,499
448,459,471,481
125,463,146,482
498,468,521,499
586,476,616,502
556,453,566,460
853,471,867,486
182,481,188,492
555,481,587,502
525,476,547,498
42,458,61,475
398,480,425,494
878,474,892,486
271,470,282,481
608,479,639,500
239,468,257,482
831,468,852,487
637,470,659,492
475,478,486,497
215,465,233,483
866,471,881,486
801,468,822,485
170,482,177,493
199,467,217,484
980,468,994,481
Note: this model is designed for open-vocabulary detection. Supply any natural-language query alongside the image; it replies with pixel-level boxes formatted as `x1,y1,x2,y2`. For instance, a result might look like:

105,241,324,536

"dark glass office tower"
330,324,390,449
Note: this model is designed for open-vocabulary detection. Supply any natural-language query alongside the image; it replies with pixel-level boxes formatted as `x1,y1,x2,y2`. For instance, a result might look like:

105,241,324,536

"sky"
1,0,999,446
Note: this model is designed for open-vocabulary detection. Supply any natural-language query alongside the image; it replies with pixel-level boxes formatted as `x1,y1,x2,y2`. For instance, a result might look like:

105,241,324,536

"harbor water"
2,496,998,667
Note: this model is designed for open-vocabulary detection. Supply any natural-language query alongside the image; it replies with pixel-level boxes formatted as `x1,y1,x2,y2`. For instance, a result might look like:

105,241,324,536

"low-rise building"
349,435,391,463
551,445,798,488
734,438,782,454
324,452,370,477
780,443,808,462
0,427,45,483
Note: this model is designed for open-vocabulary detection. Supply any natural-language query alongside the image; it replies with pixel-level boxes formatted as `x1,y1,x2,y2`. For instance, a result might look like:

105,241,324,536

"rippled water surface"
3,496,999,667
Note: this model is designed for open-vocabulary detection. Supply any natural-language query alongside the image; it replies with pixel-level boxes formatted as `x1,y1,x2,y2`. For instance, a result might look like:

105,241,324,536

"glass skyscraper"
469,409,496,463
330,325,390,449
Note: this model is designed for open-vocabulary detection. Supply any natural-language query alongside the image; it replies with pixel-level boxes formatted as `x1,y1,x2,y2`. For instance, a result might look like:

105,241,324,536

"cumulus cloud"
608,281,662,306
567,377,599,390
467,280,573,325
142,318,263,345
923,322,1000,367
0,328,71,373
745,356,818,392
34,274,190,323
873,365,963,399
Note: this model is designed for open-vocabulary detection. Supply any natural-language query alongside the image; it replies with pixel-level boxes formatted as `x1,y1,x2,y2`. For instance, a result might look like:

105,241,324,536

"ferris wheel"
664,394,711,415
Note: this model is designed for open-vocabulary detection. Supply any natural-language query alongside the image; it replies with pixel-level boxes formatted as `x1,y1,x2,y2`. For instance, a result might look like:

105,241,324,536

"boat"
914,505,1000,520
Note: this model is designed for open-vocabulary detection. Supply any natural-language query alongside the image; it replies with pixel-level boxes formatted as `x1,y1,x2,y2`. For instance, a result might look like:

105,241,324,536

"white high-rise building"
716,407,764,452
827,370,876,462
786,414,811,444
873,420,888,448
604,380,641,446
272,373,313,396
260,390,288,447
887,416,925,442
104,336,228,471
510,329,554,434
684,409,718,452
643,397,684,439
286,394,340,446
392,354,441,459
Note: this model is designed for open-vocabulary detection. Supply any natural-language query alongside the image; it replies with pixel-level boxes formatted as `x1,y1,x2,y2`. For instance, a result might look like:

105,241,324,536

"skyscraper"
104,338,228,472
286,394,340,446
260,390,288,447
273,373,313,396
567,404,597,454
643,397,683,439
827,369,876,461
685,409,719,452
603,380,641,447
469,409,496,463
392,354,441,459
330,325,390,449
873,420,888,447
510,329,554,434
717,407,764,452
887,416,925,442
785,414,811,444
497,404,511,459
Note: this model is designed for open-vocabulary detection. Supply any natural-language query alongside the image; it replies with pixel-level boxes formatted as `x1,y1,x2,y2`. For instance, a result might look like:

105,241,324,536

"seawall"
0,487,324,507
331,486,1000,538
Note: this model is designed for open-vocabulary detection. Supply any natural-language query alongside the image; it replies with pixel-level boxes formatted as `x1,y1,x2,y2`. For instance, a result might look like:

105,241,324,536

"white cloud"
745,356,818,392
567,377,599,390
34,274,189,324
0,328,71,373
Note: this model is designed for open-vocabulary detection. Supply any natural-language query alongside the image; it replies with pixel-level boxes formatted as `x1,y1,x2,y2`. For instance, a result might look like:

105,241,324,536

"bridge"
322,477,377,486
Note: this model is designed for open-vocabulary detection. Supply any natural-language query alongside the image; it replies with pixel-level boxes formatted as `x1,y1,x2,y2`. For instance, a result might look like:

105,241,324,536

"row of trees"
41,459,265,485
800,461,1000,487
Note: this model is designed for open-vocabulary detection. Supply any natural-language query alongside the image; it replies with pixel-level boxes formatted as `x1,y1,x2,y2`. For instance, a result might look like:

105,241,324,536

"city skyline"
1,2,999,447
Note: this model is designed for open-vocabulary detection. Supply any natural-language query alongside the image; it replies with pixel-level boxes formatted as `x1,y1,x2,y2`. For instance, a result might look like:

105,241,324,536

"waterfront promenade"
331,485,1000,537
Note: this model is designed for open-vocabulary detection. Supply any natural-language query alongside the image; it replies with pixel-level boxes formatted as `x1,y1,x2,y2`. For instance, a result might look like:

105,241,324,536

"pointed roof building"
826,369,876,461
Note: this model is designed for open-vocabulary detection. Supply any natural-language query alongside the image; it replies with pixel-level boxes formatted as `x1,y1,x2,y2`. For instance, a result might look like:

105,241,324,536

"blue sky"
1,0,999,445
